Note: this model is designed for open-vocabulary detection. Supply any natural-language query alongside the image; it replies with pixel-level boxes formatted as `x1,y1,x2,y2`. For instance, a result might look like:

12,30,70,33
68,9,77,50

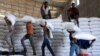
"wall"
0,0,59,18
0,18,100,56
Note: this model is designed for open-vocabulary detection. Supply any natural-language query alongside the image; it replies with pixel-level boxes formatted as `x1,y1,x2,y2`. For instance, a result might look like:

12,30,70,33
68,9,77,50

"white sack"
72,32,96,40
0,47,9,51
89,17,100,21
22,16,36,23
79,17,89,22
46,22,54,30
38,19,54,38
57,14,62,19
63,22,81,32
39,20,54,30
45,17,62,23
6,14,16,26
46,22,54,38
35,19,45,24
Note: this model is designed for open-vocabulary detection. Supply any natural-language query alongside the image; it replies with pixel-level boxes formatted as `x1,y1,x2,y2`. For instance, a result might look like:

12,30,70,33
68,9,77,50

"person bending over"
4,14,16,52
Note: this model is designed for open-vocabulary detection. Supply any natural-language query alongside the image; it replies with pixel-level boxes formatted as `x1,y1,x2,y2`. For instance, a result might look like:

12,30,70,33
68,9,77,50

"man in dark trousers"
41,1,52,19
21,21,36,55
40,22,55,56
67,3,79,27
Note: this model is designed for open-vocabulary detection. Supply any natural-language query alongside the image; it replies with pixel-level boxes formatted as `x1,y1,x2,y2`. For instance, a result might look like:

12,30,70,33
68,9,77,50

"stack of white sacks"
79,18,91,33
12,16,68,56
45,19,69,56
0,19,9,52
62,18,97,56
0,15,100,56
78,17,100,56
89,17,100,56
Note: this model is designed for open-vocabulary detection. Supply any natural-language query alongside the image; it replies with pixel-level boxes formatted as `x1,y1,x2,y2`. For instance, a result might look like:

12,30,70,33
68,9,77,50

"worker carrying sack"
40,20,54,39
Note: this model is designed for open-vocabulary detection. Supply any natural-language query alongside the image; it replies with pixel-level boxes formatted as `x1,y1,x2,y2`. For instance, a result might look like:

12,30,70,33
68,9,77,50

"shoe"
21,50,27,55
33,52,36,55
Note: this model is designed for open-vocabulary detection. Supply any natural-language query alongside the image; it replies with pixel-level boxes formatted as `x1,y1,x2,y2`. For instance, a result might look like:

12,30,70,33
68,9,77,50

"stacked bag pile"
89,17,100,56
0,19,9,52
11,16,69,56
45,19,69,56
78,17,100,56
0,15,100,56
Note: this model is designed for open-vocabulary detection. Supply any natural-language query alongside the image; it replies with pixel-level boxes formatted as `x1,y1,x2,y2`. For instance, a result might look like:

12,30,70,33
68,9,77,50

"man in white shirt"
41,1,52,19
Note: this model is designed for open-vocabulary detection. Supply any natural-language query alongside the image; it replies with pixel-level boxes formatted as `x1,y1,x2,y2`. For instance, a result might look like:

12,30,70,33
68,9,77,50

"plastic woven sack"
22,16,36,23
6,14,16,26
62,22,81,32
73,32,96,40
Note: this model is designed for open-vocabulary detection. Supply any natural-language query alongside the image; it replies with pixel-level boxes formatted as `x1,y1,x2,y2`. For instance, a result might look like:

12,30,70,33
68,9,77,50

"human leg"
28,36,36,55
70,43,76,56
21,35,27,52
41,39,46,56
46,39,55,56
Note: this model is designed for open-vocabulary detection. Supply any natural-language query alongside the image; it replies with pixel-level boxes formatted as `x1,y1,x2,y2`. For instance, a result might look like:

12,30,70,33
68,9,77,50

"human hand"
72,37,77,43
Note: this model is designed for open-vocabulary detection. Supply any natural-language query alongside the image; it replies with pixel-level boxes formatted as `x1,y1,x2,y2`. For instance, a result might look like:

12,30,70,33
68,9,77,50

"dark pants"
43,15,50,19
21,34,36,55
76,39,91,49
68,17,79,27
41,38,55,56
